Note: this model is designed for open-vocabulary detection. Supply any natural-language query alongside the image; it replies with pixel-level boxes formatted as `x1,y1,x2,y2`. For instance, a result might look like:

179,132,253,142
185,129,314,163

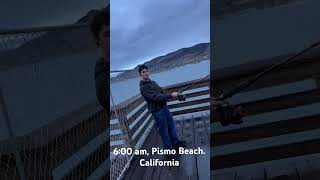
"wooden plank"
212,57,320,96
211,114,320,146
164,120,184,180
236,88,320,117
130,111,150,136
168,98,210,109
211,153,320,180
264,162,299,180
233,166,266,180
132,116,153,146
126,96,145,113
193,117,210,180
123,126,158,180
127,104,148,125
171,106,210,116
189,118,198,179
141,130,162,180
307,158,320,179
177,119,193,180
211,172,236,180
158,166,173,180
201,116,210,141
211,138,320,170
150,134,165,180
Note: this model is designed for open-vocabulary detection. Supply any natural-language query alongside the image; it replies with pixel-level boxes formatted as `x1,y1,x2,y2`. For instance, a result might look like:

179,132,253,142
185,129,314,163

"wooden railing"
212,0,303,18
210,52,320,178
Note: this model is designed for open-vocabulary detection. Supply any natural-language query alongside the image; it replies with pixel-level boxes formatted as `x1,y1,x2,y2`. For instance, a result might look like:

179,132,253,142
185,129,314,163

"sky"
0,0,107,29
111,0,210,70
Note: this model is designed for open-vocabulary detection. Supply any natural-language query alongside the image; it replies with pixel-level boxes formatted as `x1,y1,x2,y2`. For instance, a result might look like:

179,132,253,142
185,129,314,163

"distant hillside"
111,42,210,82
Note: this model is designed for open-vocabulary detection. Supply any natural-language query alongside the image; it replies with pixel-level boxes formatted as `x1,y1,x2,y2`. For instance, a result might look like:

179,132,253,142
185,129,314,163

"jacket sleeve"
140,85,172,102
94,59,108,110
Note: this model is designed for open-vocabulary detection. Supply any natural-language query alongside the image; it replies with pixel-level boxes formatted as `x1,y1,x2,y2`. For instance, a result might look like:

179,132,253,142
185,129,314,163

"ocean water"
110,60,210,105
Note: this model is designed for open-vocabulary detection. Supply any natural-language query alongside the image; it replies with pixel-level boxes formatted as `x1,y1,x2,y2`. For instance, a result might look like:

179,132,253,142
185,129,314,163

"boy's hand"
171,92,179,98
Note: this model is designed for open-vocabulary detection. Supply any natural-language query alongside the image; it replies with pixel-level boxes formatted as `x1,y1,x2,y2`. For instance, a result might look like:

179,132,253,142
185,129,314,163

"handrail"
212,53,320,95
210,52,320,175
213,0,302,18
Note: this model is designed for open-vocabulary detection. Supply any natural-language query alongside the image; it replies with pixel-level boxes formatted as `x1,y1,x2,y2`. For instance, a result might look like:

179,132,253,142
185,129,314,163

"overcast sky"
111,0,210,70
0,0,106,29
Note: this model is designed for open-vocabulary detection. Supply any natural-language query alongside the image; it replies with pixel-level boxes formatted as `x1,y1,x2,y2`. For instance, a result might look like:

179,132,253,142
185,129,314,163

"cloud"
111,0,210,70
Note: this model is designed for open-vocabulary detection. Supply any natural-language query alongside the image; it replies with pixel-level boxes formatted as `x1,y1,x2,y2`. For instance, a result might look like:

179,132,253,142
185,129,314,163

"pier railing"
211,51,320,179
213,0,304,18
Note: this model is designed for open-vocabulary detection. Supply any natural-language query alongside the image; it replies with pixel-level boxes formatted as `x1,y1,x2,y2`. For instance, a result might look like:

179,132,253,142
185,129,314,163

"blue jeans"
151,107,179,149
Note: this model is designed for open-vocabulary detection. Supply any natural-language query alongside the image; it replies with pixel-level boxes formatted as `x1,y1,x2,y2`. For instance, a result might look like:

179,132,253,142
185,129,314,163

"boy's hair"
138,64,148,74
90,6,110,45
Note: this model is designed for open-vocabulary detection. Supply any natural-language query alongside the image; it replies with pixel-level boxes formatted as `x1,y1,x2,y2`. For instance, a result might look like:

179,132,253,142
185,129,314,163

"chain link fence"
110,105,132,180
0,23,109,180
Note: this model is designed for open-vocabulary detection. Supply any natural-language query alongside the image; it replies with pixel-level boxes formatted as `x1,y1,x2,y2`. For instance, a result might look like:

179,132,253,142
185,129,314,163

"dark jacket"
94,58,108,110
140,80,172,113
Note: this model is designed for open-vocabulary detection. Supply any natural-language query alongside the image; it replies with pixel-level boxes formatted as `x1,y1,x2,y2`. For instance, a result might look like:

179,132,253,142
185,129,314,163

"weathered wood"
149,134,163,180
132,116,153,147
125,96,145,113
123,117,209,180
211,138,320,170
212,57,320,96
130,111,150,137
127,104,148,125
123,125,159,180
168,98,210,109
212,114,320,146
171,106,210,116
236,88,320,117
264,162,299,180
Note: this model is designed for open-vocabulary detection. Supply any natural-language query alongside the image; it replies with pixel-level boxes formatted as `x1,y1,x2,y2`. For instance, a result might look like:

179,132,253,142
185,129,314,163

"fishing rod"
219,41,320,100
178,74,210,93
214,41,320,126
176,74,210,101
171,41,320,126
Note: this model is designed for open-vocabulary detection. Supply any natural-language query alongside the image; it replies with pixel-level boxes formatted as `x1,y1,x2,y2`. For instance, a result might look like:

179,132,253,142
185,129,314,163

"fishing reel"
178,94,187,101
212,95,247,126
214,105,246,126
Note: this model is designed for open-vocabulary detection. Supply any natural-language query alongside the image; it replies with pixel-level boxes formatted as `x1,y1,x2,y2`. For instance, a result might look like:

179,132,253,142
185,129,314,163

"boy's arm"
141,85,172,102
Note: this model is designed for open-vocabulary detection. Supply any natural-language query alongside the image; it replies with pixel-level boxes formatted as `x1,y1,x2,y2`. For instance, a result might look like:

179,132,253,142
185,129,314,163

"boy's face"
98,24,109,60
140,68,149,79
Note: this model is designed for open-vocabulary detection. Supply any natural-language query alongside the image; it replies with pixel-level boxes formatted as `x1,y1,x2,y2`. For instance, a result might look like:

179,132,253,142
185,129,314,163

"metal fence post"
0,88,27,180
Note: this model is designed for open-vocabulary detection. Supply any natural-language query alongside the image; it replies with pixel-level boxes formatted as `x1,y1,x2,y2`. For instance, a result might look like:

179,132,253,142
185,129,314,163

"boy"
139,64,186,152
